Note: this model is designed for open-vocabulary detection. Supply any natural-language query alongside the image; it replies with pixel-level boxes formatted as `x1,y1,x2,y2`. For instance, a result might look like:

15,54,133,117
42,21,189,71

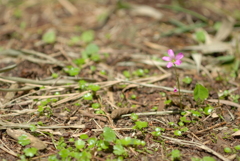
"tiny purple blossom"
173,87,178,92
162,49,184,68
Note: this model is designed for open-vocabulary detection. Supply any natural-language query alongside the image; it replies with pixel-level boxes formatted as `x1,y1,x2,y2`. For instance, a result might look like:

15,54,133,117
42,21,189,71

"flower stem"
173,65,182,108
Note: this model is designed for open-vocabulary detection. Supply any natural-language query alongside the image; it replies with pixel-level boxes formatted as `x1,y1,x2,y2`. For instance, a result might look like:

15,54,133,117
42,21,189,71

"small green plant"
123,70,131,78
130,113,138,121
182,76,192,84
234,145,240,151
174,130,182,136
151,127,164,137
224,147,232,153
194,30,206,43
29,124,37,132
130,94,137,99
51,73,59,78
65,66,80,76
203,105,214,115
170,149,181,161
18,134,31,146
87,84,100,92
103,127,116,142
133,121,148,130
23,147,38,157
91,103,100,109
83,93,93,101
80,30,95,43
194,83,209,104
42,30,56,44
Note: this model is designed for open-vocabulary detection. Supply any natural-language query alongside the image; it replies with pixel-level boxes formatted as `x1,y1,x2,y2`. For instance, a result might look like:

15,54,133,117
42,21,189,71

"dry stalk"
161,135,230,161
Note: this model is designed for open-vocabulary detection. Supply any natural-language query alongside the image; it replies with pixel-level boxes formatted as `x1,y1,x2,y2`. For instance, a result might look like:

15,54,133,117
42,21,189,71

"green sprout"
83,93,93,101
42,30,56,44
23,147,38,157
133,121,148,130
182,76,192,84
18,134,31,146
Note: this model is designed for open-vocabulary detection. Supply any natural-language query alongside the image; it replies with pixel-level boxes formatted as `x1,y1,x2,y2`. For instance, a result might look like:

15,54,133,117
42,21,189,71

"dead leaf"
183,41,232,54
130,5,162,20
214,19,235,41
6,128,47,150
191,53,202,73
111,108,137,119
232,130,240,136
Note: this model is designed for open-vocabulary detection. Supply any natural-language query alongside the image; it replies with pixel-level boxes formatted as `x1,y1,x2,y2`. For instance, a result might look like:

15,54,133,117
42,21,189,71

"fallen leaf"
6,128,47,150
232,130,240,136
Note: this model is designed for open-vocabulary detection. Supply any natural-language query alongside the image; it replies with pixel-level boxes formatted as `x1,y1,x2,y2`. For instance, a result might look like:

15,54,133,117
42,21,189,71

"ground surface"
0,0,240,161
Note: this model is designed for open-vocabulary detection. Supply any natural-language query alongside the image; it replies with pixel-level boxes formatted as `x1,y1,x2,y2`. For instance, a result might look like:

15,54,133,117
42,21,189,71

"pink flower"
173,87,178,92
162,49,184,68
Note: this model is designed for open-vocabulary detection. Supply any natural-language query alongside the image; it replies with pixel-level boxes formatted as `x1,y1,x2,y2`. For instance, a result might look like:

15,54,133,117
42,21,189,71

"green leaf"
113,144,127,156
75,139,85,149
23,147,37,157
182,76,192,84
85,43,99,55
80,134,88,139
223,147,232,153
203,105,214,115
194,84,209,102
195,30,206,43
103,127,116,142
234,145,240,150
59,148,70,159
42,30,56,44
80,30,95,43
171,149,181,159
134,121,148,130
18,134,31,146
174,130,182,136
83,93,93,101
29,124,37,132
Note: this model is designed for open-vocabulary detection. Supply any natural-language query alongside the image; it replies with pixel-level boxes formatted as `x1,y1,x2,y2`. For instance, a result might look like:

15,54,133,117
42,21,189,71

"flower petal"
173,87,178,92
166,62,173,68
175,53,184,60
162,56,171,61
168,49,175,57
175,60,182,65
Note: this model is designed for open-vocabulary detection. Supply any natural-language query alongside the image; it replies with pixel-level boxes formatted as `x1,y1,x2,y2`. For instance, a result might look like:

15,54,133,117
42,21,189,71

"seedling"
73,58,85,66
182,76,192,84
83,93,93,101
174,130,182,136
42,30,56,44
133,121,148,130
91,103,100,109
99,70,106,75
87,84,100,92
203,105,214,115
194,83,209,104
234,145,240,150
65,66,80,76
51,73,58,78
123,70,131,78
80,30,95,43
23,147,38,157
224,147,232,153
18,134,30,146
130,94,137,99
130,113,138,121
170,149,181,161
